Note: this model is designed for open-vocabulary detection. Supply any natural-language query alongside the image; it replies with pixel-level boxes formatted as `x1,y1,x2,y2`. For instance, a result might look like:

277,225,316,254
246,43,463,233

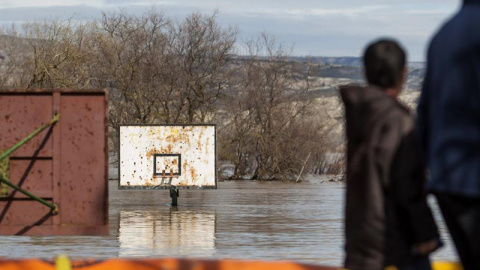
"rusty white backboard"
119,125,216,189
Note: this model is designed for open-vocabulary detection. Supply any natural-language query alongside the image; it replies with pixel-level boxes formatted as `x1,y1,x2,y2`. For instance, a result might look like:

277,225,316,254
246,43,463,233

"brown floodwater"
0,177,458,266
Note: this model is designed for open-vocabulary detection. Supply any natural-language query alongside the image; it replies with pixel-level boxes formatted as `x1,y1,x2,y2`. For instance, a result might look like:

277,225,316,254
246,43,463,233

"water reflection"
119,208,216,257
0,179,458,265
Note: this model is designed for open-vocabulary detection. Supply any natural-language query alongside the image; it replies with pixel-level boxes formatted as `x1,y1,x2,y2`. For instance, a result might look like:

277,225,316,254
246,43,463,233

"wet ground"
0,178,458,266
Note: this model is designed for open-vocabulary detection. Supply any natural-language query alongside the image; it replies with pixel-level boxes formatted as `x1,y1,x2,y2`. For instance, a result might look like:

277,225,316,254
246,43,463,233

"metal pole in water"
170,186,179,206
168,169,179,206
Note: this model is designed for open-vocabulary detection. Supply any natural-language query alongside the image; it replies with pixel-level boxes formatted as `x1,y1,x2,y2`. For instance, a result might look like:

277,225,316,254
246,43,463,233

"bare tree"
221,34,325,180
0,26,33,88
0,10,332,180
98,10,169,125
18,19,96,89
163,12,237,123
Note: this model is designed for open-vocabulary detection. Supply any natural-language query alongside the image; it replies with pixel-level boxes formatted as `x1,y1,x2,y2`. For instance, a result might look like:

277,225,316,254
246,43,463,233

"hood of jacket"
339,84,408,145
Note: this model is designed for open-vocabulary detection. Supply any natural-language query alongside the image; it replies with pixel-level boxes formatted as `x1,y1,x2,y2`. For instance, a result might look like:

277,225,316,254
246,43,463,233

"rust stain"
184,132,191,147
197,138,202,150
146,148,158,158
190,167,197,182
205,137,210,155
183,160,188,173
165,134,178,143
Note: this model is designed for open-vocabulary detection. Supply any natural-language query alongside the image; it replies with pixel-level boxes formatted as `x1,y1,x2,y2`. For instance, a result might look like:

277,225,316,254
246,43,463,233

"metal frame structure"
0,89,109,235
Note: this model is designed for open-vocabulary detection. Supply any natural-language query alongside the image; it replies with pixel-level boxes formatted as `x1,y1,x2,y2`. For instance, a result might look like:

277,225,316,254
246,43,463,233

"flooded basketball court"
0,178,458,266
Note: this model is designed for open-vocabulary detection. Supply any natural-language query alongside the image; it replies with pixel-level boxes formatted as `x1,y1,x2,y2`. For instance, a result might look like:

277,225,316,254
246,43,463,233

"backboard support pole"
170,186,179,206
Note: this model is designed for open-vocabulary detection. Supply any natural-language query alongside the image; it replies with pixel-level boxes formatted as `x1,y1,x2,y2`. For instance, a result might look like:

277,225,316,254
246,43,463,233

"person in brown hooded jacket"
340,39,441,270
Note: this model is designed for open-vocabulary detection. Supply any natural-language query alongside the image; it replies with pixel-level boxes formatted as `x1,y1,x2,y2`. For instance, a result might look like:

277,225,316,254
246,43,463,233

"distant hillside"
308,64,424,92
316,65,364,80
0,34,425,92
291,56,424,68
315,57,362,67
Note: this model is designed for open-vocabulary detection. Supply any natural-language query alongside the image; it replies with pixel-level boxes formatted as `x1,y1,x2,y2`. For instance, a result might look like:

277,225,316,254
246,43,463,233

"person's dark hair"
363,39,406,89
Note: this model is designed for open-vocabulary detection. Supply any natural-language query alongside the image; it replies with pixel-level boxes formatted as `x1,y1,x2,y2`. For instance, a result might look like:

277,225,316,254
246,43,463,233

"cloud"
102,0,177,7
0,0,461,61
0,0,103,8
243,5,389,18
406,9,449,15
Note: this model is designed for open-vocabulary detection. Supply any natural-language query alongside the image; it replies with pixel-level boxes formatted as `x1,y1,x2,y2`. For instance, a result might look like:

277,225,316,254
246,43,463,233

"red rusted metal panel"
59,95,107,226
0,89,108,235
0,95,53,157
0,200,53,225
9,159,53,198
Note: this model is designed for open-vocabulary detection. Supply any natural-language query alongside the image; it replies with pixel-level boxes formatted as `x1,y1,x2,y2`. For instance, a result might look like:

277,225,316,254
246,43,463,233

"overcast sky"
0,0,461,61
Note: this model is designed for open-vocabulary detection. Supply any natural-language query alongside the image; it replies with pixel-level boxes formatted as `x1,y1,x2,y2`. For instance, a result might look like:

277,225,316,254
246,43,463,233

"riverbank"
109,167,345,184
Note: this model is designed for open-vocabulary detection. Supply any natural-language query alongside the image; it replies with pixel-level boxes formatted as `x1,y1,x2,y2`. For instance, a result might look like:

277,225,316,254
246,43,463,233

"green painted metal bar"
0,156,9,197
0,113,60,214
0,113,60,162
0,175,58,214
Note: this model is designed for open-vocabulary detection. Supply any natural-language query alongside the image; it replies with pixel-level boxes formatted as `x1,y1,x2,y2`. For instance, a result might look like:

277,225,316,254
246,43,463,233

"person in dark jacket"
341,39,441,270
417,1,480,269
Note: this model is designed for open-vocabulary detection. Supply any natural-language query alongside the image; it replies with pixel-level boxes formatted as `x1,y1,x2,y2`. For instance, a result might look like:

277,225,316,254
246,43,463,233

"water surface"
0,178,458,266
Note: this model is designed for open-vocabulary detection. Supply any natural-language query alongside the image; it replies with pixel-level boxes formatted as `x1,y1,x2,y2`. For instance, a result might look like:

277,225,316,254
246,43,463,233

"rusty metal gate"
0,89,108,235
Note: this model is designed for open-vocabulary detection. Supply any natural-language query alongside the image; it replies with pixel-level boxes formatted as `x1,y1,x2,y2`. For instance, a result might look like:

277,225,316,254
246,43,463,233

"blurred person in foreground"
340,39,441,270
417,1,480,269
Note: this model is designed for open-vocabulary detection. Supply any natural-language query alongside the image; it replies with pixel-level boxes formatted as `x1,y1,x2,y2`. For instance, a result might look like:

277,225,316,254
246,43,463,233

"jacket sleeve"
389,128,439,243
